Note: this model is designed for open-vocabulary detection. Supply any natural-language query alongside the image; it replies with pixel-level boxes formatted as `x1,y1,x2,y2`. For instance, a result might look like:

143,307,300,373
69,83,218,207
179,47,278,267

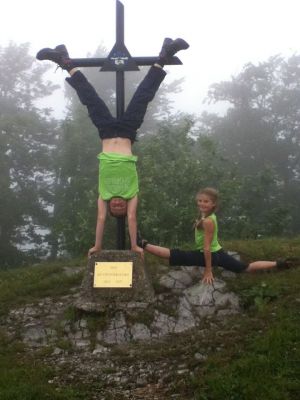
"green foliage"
239,281,279,310
0,43,59,266
136,117,236,245
203,54,300,238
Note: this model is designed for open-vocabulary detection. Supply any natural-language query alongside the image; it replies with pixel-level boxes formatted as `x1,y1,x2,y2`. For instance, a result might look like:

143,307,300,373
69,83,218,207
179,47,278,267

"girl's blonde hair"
196,187,219,211
194,187,219,230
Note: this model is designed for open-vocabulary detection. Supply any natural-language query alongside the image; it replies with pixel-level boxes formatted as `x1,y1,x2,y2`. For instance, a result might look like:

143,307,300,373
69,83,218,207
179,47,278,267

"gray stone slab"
151,311,176,337
159,270,193,290
184,283,215,307
130,323,151,341
75,251,155,312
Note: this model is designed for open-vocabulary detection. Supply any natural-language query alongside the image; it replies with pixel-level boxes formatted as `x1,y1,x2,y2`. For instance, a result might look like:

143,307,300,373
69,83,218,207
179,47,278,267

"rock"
75,251,155,312
174,297,196,333
52,347,64,355
159,270,193,290
194,352,207,361
1,261,242,353
151,311,176,337
184,283,215,307
213,291,239,309
221,270,237,279
23,327,47,347
126,302,149,309
92,344,110,355
181,266,204,280
23,306,38,316
131,323,152,341
101,312,130,344
217,309,239,316
73,331,83,340
73,339,91,349
79,319,88,328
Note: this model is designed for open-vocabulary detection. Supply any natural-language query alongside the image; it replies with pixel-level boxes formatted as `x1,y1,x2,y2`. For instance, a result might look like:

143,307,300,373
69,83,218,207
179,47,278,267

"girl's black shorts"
169,248,248,273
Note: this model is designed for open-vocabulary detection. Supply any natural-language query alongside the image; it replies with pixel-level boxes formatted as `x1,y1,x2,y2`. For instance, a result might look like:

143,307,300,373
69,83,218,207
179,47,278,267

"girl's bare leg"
144,244,171,259
246,261,276,272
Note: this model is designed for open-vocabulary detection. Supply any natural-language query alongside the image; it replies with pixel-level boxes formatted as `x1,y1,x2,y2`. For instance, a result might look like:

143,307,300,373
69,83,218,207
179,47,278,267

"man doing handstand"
36,38,189,257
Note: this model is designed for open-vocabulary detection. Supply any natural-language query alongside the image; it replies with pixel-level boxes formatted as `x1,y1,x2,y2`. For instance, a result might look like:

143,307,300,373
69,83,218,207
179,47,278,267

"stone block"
75,250,155,312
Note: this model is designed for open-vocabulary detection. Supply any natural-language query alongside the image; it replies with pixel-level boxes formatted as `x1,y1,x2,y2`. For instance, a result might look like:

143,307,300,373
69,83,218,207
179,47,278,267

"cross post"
70,0,183,250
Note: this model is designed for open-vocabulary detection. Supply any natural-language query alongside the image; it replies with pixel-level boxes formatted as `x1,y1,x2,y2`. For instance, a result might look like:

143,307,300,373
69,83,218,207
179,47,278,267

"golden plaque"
93,262,133,288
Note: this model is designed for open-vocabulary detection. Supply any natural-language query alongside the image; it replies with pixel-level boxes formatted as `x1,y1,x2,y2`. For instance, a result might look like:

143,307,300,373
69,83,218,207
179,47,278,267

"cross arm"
70,56,182,68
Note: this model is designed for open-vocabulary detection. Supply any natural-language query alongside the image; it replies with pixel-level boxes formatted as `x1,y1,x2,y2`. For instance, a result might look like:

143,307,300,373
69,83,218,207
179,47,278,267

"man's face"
109,197,128,217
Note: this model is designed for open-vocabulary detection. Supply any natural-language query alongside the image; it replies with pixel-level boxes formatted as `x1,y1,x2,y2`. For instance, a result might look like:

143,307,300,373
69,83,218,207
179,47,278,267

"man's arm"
127,195,144,258
88,197,107,257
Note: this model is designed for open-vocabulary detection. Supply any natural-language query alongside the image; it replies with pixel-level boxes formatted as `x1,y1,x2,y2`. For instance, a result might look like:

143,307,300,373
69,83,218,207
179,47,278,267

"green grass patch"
188,306,300,400
86,311,112,333
227,266,300,310
222,236,300,263
0,260,84,316
0,238,299,399
160,262,300,399
125,308,156,328
0,331,83,400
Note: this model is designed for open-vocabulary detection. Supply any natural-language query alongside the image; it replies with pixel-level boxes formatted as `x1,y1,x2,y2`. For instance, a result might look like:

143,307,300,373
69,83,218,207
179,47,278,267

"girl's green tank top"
194,213,222,252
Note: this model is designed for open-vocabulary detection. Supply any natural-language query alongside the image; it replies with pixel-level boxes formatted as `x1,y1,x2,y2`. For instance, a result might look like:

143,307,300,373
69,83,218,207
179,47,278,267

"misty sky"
1,0,300,117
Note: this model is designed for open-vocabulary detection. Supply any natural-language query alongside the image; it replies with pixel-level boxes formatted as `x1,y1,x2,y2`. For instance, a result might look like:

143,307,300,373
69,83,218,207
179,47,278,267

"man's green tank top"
194,213,222,252
97,152,139,200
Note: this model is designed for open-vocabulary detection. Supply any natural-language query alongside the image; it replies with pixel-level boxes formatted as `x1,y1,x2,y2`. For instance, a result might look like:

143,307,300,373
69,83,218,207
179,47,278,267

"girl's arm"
88,197,107,257
202,218,215,284
127,195,144,259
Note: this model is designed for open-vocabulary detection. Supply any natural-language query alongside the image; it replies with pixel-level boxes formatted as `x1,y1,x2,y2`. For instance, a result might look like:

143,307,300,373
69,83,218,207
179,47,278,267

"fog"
1,0,300,118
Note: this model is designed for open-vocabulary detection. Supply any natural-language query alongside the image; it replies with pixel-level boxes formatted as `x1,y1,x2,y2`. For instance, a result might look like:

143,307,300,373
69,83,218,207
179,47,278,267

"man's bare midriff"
102,137,132,155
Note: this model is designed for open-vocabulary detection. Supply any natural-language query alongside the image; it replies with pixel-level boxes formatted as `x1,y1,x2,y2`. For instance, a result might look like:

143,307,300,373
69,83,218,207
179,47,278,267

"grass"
113,239,300,399
111,264,299,399
222,236,300,262
165,265,300,399
188,305,300,400
0,239,299,399
0,259,84,316
0,331,83,400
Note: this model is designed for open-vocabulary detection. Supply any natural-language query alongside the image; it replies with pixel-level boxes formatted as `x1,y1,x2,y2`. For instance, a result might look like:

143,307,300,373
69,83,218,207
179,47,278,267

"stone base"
75,251,155,312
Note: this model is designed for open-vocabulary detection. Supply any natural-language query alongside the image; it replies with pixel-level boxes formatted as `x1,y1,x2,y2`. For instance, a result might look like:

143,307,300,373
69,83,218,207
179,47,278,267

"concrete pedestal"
75,250,155,312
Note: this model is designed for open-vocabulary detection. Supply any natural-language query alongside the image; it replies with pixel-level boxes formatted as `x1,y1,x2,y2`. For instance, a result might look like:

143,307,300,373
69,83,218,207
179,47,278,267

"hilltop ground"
0,238,299,400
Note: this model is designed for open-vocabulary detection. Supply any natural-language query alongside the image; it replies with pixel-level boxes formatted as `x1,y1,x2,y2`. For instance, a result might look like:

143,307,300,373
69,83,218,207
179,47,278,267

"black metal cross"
70,0,183,250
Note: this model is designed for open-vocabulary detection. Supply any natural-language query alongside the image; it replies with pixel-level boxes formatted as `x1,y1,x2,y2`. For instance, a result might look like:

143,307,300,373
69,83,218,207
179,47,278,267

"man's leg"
37,45,115,131
66,71,115,131
120,65,166,131
121,37,189,132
